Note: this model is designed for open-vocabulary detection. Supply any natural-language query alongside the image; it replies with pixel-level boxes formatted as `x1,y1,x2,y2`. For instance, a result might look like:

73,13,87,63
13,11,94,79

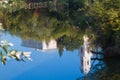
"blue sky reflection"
0,32,81,80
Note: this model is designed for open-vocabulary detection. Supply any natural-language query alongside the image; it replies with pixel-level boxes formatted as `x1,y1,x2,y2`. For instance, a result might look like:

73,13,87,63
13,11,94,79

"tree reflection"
77,56,120,80
0,0,93,56
89,58,120,80
2,7,85,55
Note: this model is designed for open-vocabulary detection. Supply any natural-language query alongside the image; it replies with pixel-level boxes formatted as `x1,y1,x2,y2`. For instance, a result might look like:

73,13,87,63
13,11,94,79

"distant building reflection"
21,39,57,51
80,35,92,75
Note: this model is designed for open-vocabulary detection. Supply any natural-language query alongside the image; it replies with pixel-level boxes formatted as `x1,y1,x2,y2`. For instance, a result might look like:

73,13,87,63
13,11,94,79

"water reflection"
0,31,81,80
0,22,4,30
25,1,49,9
22,39,57,51
80,35,92,75
0,0,120,80
79,51,105,80
78,35,106,80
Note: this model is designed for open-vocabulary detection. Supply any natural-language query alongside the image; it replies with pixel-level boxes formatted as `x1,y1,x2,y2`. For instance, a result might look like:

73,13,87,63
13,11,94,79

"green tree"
84,0,120,49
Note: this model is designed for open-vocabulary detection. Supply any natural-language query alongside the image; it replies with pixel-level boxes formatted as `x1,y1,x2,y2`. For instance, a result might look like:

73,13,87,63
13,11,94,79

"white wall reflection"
22,39,57,51
80,35,92,75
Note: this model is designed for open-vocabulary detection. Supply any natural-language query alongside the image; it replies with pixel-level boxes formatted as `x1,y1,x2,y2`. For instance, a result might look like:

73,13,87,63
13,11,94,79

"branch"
91,50,103,54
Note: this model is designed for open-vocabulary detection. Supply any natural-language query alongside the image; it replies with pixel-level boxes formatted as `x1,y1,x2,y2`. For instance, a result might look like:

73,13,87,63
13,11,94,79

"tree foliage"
84,0,120,49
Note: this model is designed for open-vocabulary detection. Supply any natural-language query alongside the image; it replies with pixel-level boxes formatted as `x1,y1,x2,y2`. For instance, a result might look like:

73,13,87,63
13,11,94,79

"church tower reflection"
80,35,92,75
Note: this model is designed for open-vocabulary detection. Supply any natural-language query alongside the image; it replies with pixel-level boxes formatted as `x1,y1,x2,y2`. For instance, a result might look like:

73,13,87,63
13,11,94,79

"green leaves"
2,45,9,54
83,0,120,48
0,40,32,65
0,52,6,65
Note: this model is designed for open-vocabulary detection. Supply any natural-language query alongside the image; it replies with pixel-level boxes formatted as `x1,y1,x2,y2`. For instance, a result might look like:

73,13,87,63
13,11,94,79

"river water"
0,0,120,80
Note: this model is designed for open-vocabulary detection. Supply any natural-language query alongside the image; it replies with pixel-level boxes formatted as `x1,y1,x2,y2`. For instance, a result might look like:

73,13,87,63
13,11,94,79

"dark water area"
0,0,120,80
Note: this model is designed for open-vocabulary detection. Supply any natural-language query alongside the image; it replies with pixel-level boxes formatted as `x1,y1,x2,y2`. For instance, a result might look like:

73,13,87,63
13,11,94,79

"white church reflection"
80,35,92,75
21,39,57,51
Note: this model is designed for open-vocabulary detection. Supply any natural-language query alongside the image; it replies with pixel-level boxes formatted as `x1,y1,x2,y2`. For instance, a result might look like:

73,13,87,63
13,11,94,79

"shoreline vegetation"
24,2,48,9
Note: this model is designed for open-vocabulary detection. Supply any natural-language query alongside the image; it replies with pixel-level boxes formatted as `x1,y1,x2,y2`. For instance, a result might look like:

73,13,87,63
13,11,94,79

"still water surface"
0,32,82,80
0,0,120,80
